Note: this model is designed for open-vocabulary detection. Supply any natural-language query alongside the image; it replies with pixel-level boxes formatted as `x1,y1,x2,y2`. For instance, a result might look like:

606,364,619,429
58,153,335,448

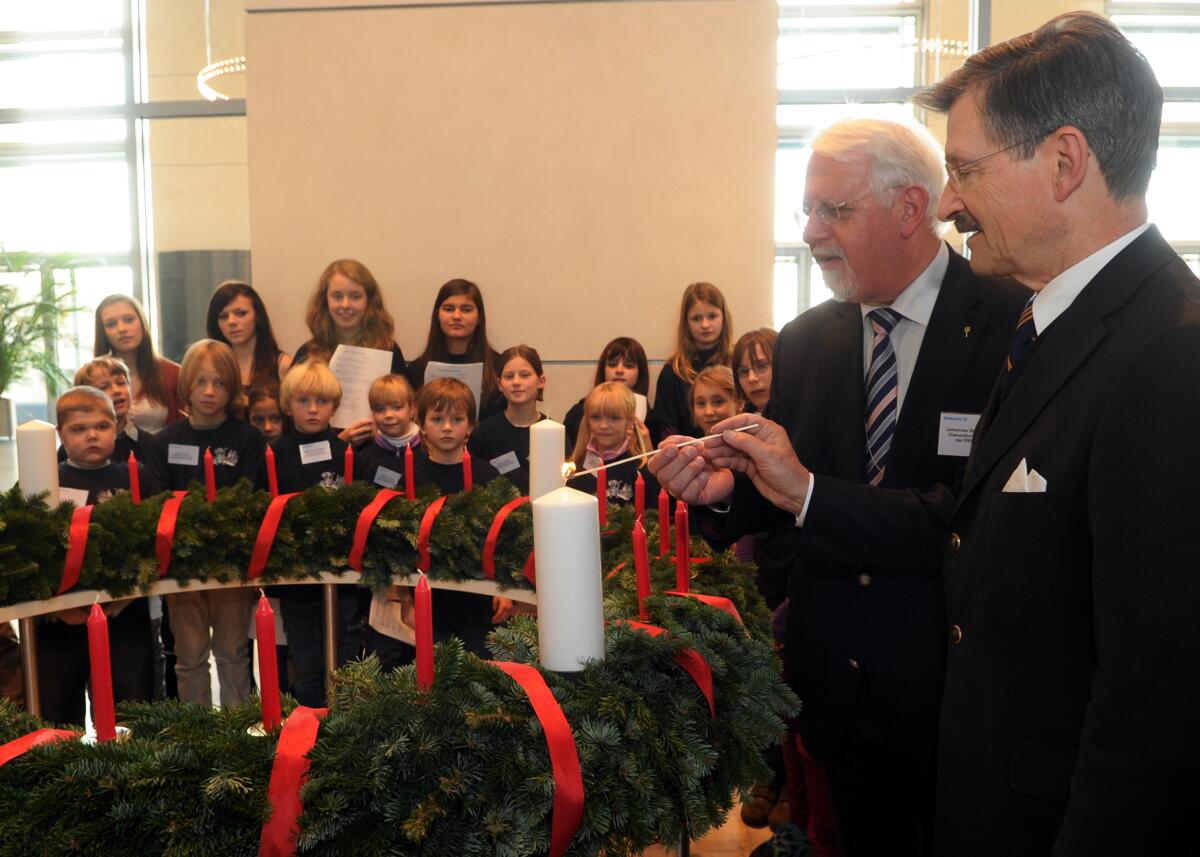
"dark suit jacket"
935,227,1200,857
706,247,1028,767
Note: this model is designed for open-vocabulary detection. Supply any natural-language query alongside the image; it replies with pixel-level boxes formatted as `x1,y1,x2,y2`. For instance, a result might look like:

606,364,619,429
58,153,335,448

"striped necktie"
1007,295,1038,372
865,307,901,486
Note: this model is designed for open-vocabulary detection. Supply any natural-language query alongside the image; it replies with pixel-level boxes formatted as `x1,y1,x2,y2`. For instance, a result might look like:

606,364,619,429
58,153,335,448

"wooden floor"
641,809,773,857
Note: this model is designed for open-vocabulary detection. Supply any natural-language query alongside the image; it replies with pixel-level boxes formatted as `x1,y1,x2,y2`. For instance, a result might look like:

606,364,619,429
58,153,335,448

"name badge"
938,412,981,457
167,443,200,466
299,440,333,465
59,487,91,508
373,466,401,488
490,450,521,475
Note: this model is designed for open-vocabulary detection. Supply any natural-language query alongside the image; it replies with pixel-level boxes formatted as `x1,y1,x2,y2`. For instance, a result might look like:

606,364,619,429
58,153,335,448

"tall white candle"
532,486,606,671
16,419,59,508
528,418,567,501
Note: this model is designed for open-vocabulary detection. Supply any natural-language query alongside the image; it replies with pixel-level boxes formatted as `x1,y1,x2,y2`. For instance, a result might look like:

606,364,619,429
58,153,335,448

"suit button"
949,533,962,552
857,573,872,587
848,658,860,670
950,624,963,645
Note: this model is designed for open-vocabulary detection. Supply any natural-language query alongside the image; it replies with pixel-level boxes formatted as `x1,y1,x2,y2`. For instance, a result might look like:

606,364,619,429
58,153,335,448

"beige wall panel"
246,0,777,399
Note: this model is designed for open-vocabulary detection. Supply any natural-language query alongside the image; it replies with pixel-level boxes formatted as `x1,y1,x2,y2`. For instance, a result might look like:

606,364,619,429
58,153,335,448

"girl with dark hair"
563,336,650,452
94,293,183,433
294,259,406,445
206,280,292,390
650,282,733,441
405,278,505,421
468,344,547,495
732,327,778,414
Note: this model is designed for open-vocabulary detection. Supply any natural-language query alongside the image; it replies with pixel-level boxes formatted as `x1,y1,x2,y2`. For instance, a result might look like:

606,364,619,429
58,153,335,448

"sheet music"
329,345,395,427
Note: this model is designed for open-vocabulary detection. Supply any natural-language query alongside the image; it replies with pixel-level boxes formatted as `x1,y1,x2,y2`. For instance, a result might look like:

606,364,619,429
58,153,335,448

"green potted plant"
0,250,80,438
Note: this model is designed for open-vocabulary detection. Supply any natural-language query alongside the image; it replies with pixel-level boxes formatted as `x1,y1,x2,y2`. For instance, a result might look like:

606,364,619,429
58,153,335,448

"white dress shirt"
1031,223,1150,333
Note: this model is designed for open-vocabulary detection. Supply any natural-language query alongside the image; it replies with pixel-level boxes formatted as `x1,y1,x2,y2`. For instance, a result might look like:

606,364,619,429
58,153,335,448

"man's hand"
702,414,812,517
648,436,736,506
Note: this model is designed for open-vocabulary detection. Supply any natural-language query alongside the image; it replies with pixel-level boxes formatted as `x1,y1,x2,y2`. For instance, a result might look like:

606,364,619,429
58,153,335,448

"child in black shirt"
355,374,421,490
148,339,263,710
470,345,548,495
57,356,156,467
413,378,505,658
568,381,659,508
38,386,154,726
271,360,361,707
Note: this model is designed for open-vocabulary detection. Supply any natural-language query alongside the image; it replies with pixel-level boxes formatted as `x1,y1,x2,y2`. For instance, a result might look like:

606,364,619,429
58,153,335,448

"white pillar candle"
532,486,606,671
528,418,567,501
16,419,59,508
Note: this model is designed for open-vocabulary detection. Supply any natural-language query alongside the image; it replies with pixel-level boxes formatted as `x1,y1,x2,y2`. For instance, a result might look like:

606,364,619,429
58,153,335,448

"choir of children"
37,270,773,721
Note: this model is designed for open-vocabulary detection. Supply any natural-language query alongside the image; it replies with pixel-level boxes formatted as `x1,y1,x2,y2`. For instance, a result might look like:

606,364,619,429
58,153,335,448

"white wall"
244,0,777,419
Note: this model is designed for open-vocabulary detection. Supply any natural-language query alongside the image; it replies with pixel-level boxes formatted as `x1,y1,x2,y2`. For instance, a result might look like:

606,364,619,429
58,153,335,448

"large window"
773,2,924,328
1110,3,1200,260
0,0,247,422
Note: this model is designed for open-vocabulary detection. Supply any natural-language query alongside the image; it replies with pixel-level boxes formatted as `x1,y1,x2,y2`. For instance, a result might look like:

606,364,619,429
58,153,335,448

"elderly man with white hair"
654,117,1027,856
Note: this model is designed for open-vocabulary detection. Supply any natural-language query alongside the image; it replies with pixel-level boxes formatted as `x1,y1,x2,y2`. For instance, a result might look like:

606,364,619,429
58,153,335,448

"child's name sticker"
59,487,91,508
938,412,981,457
167,444,200,466
299,440,333,465
373,466,401,488
490,451,521,474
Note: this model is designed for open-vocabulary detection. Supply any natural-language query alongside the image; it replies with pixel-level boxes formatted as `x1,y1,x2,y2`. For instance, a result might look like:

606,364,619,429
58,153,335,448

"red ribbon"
155,491,190,577
481,496,530,579
489,662,583,857
347,489,405,572
416,496,447,573
665,591,744,626
248,493,302,579
0,729,78,767
616,620,715,717
259,706,328,857
57,504,93,595
523,550,536,585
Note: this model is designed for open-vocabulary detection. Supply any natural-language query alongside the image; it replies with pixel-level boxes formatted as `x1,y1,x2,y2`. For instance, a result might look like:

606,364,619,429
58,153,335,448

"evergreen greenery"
0,479,799,854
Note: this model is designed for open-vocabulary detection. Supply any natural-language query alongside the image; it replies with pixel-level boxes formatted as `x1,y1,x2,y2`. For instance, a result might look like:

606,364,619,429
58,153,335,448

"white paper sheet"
329,345,395,427
424,361,484,409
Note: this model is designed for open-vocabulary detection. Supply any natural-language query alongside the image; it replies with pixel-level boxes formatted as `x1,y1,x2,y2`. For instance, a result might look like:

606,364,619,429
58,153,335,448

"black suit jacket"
708,247,1028,765
935,227,1200,857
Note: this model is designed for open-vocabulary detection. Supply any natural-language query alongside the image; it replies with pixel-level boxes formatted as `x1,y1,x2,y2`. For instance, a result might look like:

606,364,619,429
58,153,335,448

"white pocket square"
1002,457,1048,493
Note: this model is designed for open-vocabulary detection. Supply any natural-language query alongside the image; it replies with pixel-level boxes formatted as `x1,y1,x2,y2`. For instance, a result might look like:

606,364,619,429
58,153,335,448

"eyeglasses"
794,185,905,228
944,134,1045,189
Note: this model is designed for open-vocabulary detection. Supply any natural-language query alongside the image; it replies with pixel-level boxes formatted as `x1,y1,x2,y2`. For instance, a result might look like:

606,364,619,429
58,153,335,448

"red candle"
633,517,651,621
658,488,671,557
265,445,279,498
127,451,141,504
415,574,434,691
344,444,354,485
675,501,690,593
634,471,645,522
255,594,282,730
87,603,117,742
405,443,415,500
462,447,473,491
596,463,607,527
204,447,217,502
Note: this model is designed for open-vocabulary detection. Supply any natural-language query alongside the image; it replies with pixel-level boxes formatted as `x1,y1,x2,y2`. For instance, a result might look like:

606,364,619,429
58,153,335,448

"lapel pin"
963,325,972,338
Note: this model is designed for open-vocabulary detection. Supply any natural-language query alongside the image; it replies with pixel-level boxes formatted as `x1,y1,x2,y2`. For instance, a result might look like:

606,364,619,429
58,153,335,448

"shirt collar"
860,241,948,327
1031,223,1151,334
583,437,630,470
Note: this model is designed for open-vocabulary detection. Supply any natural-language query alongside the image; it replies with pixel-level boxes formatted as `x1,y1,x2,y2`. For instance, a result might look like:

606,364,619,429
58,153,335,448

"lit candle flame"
561,462,577,480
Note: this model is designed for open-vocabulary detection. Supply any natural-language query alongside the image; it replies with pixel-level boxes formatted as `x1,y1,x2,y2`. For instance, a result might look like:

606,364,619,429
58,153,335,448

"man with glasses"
912,12,1200,856
662,12,1200,857
653,117,1026,856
